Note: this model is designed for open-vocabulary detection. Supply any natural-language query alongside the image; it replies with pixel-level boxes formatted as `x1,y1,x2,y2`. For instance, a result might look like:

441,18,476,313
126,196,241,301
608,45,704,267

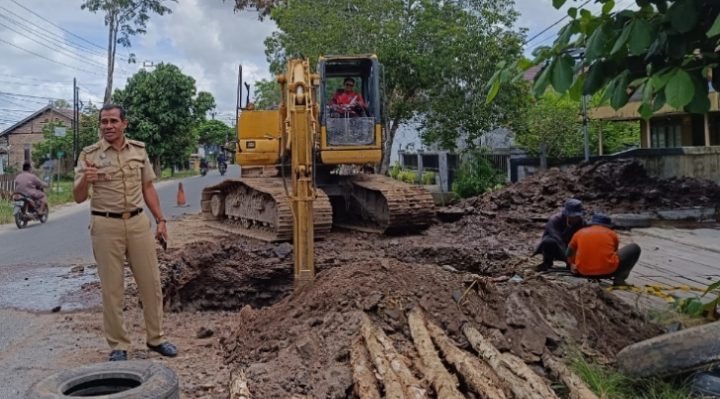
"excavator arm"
277,59,321,288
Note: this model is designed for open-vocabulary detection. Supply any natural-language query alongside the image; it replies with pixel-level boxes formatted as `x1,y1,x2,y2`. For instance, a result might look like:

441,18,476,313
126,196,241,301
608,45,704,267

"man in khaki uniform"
74,104,177,361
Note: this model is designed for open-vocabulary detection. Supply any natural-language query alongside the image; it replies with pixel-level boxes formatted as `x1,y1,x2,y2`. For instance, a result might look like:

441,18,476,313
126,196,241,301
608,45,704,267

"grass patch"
0,180,75,224
569,351,691,399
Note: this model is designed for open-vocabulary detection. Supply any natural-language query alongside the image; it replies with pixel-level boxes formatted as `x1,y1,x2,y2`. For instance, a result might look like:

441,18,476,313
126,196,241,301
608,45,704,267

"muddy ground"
49,159,720,398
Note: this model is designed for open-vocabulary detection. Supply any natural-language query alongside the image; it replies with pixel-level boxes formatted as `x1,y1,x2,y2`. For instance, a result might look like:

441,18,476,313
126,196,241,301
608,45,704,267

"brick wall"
1,108,73,170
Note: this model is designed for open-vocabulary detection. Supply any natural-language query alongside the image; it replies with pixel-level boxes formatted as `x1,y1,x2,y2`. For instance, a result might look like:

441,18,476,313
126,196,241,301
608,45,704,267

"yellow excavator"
201,55,435,284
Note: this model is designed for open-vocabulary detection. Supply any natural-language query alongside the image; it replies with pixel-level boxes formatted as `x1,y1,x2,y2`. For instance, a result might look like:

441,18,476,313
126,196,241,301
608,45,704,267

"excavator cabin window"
319,57,381,147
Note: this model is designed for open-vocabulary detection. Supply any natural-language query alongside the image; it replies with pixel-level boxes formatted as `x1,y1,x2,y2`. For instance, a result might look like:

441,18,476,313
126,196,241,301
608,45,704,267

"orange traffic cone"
176,182,187,207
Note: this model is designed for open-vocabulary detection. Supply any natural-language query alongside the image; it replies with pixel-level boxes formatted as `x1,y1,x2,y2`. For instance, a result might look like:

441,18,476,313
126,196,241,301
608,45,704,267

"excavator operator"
331,77,368,117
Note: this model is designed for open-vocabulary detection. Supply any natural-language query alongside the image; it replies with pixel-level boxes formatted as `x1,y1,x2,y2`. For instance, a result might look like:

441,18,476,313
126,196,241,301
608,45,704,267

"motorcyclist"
14,161,49,212
217,152,227,168
331,77,368,117
200,158,208,169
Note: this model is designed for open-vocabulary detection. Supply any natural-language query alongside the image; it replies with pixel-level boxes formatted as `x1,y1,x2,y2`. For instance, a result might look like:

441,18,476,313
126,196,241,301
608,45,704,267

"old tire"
26,361,179,399
692,369,720,397
617,321,720,378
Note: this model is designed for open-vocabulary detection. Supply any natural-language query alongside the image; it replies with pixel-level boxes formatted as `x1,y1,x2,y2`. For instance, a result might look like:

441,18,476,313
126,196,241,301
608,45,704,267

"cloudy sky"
0,0,617,131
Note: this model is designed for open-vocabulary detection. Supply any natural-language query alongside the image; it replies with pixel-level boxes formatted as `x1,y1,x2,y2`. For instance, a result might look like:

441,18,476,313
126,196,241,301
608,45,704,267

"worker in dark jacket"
534,198,586,271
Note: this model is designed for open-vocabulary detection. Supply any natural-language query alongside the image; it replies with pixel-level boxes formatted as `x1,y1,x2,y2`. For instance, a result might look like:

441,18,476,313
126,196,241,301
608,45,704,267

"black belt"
91,208,143,219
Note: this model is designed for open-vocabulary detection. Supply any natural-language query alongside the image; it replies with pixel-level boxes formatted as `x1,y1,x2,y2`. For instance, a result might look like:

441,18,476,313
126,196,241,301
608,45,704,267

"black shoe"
109,350,127,361
147,342,178,357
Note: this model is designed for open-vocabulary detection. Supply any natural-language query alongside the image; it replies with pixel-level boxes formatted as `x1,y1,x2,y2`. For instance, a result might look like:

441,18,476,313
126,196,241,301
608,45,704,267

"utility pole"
142,61,156,71
73,78,79,163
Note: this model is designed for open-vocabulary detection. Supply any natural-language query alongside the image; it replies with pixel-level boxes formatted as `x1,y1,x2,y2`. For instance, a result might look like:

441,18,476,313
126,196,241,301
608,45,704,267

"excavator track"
335,174,436,234
201,178,333,242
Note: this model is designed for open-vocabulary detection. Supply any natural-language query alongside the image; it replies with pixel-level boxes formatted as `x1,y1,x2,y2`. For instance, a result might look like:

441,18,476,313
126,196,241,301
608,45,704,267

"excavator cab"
318,55,382,165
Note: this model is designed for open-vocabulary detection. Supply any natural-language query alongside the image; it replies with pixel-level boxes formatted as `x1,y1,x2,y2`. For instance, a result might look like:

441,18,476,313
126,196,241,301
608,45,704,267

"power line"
0,38,105,77
0,20,107,72
524,0,592,46
8,0,132,63
10,0,103,51
0,6,107,60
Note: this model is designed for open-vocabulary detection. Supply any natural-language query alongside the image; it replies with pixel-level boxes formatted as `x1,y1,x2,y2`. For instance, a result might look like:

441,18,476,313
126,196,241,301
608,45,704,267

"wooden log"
542,353,599,399
425,317,507,399
462,323,559,399
351,336,382,399
361,315,407,399
229,370,252,399
361,314,428,399
407,308,464,399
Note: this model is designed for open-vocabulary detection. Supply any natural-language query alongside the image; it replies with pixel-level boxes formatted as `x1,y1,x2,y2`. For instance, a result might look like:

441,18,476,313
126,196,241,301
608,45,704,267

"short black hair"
22,161,31,171
99,104,126,121
343,77,355,85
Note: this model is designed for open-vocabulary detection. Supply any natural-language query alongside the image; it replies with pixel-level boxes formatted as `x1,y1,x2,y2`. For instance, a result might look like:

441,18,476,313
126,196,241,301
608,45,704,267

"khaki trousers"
90,212,165,350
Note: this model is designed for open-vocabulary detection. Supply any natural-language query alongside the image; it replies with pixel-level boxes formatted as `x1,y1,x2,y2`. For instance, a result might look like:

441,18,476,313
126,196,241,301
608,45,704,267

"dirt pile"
442,158,720,255
152,158,716,397
160,235,661,398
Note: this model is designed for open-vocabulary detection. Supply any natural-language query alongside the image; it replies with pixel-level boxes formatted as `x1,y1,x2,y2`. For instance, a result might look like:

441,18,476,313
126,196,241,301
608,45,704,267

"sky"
0,0,618,131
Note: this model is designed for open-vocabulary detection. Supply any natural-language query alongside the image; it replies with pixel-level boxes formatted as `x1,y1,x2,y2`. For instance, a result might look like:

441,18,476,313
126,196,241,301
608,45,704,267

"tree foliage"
112,63,216,168
488,0,720,119
194,119,232,147
252,78,281,109
32,108,101,168
233,0,527,172
513,92,640,158
81,0,175,104
513,92,582,159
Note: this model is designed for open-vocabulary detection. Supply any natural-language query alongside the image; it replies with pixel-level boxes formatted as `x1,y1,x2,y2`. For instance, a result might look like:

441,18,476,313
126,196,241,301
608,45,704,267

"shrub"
397,170,418,184
451,151,503,198
422,171,436,185
389,161,402,179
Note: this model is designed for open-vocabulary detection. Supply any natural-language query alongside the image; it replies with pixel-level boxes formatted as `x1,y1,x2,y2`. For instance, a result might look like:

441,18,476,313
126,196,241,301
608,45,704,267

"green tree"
513,92,640,159
233,0,527,173
514,92,582,159
252,78,281,109
81,0,175,104
194,120,232,147
488,0,720,119
112,63,216,169
32,109,101,169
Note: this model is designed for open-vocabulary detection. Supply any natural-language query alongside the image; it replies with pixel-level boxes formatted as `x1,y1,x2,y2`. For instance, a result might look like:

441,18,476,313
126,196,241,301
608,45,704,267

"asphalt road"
0,166,237,267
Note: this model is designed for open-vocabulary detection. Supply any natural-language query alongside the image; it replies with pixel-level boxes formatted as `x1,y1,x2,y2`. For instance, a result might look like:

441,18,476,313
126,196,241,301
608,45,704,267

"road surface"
0,166,237,267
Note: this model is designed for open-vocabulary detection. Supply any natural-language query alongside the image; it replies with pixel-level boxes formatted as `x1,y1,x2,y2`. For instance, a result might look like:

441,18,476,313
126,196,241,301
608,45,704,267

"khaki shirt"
75,138,156,213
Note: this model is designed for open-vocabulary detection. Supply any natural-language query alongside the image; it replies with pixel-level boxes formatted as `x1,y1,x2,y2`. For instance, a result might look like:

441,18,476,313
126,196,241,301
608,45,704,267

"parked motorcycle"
12,192,49,229
219,162,227,176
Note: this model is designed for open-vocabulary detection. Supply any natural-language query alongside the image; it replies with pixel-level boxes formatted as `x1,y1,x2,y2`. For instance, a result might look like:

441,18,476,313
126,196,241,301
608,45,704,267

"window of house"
650,123,682,148
24,143,30,161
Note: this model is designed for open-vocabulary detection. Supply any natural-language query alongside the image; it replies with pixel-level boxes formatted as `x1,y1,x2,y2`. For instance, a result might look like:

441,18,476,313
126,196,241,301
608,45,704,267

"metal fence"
0,174,17,199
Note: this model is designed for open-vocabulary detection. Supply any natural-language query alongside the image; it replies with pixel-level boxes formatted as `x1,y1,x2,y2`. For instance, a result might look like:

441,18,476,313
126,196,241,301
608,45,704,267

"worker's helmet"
562,198,583,217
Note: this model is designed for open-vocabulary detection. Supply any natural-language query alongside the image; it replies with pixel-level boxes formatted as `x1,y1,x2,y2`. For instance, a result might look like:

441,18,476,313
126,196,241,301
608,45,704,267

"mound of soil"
441,158,720,254
155,158,718,397
160,235,661,398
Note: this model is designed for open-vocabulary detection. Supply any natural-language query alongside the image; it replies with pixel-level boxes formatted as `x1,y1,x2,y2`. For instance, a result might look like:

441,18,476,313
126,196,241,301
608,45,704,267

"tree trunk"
539,142,548,170
104,12,118,105
380,114,402,175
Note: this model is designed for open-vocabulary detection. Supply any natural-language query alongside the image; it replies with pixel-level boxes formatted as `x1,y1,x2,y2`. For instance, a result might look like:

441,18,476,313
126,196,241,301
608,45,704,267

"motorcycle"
12,192,49,229
200,166,208,176
218,162,227,176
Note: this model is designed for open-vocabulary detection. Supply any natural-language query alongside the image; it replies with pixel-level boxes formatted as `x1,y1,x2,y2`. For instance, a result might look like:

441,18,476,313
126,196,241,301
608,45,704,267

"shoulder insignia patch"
81,142,101,153
128,139,146,148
